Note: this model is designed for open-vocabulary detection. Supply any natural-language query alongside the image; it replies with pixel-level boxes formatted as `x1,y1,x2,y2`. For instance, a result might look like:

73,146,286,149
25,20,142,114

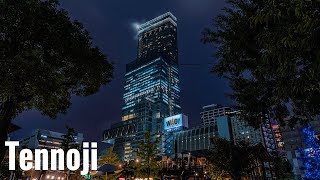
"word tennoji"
5,141,97,175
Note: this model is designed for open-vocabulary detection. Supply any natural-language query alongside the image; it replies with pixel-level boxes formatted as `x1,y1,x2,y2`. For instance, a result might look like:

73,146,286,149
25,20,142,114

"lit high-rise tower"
123,12,181,122
104,12,181,161
137,12,178,62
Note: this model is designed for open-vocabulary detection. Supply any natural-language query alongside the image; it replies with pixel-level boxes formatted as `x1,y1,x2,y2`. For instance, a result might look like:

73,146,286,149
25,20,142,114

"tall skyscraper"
136,12,178,64
104,12,181,161
123,12,180,120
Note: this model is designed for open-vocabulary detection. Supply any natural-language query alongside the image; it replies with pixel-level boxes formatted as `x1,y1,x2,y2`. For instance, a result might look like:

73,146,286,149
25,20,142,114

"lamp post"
194,172,199,180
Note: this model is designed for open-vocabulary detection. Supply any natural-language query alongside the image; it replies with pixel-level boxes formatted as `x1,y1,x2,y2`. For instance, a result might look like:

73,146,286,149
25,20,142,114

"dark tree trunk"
0,100,16,164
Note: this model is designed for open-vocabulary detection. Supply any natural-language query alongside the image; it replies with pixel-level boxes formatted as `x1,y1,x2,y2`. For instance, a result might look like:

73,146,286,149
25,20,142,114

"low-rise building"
19,129,83,150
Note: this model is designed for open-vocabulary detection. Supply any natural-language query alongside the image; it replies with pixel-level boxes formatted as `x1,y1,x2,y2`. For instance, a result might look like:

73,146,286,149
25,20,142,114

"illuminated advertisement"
164,114,188,133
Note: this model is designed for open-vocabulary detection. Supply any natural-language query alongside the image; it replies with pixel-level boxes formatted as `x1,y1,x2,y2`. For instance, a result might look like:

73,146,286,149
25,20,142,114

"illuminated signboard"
164,114,188,133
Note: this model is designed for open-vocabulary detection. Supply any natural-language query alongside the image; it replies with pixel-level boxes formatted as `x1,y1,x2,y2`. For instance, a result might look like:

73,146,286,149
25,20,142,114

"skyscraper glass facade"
137,12,178,63
103,12,181,162
123,57,180,122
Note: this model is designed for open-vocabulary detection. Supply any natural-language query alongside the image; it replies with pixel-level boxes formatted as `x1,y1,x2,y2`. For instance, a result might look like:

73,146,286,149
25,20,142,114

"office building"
200,104,263,145
162,113,233,156
104,12,181,161
136,12,178,64
19,129,83,150
174,125,216,154
123,12,180,120
200,104,231,126
230,110,264,145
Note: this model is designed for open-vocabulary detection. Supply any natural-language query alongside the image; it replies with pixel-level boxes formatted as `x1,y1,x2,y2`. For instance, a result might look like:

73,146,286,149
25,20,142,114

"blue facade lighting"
103,12,181,161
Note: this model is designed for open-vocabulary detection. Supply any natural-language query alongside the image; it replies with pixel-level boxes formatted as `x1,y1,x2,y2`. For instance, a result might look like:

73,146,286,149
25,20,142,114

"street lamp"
194,172,199,180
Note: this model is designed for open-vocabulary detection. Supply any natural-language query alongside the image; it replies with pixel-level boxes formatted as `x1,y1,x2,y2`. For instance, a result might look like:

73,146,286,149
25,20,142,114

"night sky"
11,0,232,142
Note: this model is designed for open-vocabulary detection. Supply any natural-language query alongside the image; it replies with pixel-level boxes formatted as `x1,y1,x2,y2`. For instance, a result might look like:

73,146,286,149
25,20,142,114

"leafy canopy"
207,137,258,179
202,0,320,127
0,0,114,119
0,0,113,163
136,131,161,178
96,147,122,180
98,147,121,167
207,138,293,180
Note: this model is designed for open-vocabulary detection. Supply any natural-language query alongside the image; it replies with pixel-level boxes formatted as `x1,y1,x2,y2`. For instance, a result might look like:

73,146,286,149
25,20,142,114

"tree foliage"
207,137,263,180
273,157,294,180
208,137,293,180
98,147,121,167
61,126,79,152
136,131,161,179
121,160,138,179
0,0,113,161
95,146,122,180
61,126,83,180
202,0,320,127
206,163,225,180
0,152,22,179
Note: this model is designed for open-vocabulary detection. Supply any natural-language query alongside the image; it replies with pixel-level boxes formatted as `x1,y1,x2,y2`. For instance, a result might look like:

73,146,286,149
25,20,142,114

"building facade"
174,125,216,154
19,129,83,150
136,12,178,65
200,104,264,146
230,110,264,145
104,12,181,162
200,104,231,126
162,112,233,157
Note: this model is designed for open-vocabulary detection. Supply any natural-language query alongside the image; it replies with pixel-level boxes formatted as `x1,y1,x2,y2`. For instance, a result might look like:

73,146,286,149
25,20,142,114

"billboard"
164,114,188,133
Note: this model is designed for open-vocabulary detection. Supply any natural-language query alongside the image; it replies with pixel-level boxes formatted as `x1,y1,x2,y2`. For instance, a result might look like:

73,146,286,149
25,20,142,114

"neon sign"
164,114,184,133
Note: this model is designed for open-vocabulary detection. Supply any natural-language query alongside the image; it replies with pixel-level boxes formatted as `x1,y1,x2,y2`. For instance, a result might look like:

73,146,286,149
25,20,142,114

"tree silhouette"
0,0,113,162
136,131,161,179
98,147,121,167
95,146,122,180
61,126,82,180
202,0,320,128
